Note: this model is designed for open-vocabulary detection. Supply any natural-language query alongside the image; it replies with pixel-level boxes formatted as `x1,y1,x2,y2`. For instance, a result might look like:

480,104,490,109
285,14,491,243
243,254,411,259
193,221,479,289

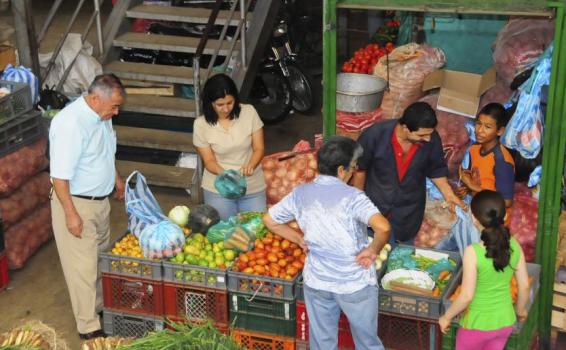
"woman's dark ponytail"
471,190,512,272
480,209,511,272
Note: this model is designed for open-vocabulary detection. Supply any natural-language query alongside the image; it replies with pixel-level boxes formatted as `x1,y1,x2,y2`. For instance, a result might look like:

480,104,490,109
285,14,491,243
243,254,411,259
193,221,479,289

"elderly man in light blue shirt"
264,136,390,350
49,74,125,340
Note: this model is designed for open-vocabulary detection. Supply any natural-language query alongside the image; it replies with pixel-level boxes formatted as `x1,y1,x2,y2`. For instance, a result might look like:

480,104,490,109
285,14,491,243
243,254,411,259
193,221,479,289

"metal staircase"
99,0,279,203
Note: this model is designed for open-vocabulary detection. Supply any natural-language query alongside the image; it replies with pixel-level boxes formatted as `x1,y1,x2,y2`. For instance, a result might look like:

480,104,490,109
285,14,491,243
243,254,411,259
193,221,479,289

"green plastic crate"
441,292,539,350
338,1,548,13
228,292,296,337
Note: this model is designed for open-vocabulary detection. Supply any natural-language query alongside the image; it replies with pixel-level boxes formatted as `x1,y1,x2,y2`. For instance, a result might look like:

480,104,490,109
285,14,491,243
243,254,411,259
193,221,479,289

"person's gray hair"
349,144,364,170
88,74,125,98
317,136,364,176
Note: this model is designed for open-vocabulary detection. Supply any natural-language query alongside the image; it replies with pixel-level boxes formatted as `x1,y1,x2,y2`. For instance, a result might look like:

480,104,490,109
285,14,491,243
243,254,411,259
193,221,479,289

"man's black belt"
72,194,109,201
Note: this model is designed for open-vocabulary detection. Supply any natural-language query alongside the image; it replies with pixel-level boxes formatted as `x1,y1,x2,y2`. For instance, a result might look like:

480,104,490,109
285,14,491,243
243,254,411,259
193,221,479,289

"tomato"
291,261,303,270
277,259,288,267
286,266,299,276
299,255,306,263
281,240,291,250
269,262,281,272
255,241,265,250
272,240,281,248
253,265,266,274
271,246,281,254
262,237,273,245
279,271,287,279
239,253,249,263
277,252,286,259
267,253,278,263
247,252,257,261
265,245,272,252
255,250,266,259
243,267,254,274
237,260,248,270
256,258,267,266
293,248,303,257
284,274,294,281
269,269,279,278
248,260,257,267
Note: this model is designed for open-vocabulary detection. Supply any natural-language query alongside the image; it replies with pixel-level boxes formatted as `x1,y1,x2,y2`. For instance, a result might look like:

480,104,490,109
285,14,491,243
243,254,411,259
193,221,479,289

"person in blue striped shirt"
264,136,390,350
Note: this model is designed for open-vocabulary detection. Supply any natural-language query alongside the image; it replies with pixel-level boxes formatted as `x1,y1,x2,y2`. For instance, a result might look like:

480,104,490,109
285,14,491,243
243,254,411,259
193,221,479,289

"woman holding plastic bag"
193,74,267,220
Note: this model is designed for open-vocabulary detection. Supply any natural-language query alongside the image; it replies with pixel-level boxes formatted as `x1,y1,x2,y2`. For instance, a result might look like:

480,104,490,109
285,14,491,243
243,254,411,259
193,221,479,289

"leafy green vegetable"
117,321,242,350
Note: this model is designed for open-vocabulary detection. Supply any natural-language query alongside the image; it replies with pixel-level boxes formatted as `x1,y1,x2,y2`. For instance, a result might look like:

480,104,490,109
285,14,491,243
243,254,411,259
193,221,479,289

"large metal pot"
336,73,387,113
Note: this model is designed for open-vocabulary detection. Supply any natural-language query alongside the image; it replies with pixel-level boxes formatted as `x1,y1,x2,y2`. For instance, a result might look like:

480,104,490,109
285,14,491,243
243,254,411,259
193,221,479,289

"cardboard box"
0,45,16,71
422,67,496,118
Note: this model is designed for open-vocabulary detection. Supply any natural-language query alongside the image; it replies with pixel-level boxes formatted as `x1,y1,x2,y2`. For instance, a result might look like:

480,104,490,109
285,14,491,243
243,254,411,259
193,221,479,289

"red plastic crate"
0,251,8,291
163,282,228,325
296,301,354,349
102,273,164,317
232,328,295,350
378,312,441,350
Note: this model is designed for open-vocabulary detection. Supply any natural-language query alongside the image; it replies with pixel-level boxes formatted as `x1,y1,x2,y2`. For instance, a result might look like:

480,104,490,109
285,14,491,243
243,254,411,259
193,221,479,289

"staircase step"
115,125,194,152
114,32,236,55
122,94,196,118
105,61,198,85
117,160,194,189
127,5,245,26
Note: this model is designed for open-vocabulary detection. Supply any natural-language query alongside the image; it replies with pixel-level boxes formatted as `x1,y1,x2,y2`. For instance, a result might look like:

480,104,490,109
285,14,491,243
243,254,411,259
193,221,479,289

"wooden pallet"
553,282,566,332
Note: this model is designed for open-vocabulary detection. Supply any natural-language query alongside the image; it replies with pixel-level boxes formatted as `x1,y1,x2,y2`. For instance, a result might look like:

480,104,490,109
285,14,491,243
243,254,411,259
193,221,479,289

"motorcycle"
249,5,315,124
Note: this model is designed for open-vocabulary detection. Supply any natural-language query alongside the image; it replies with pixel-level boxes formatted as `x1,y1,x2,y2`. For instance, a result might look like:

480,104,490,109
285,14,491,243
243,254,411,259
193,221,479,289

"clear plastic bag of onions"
262,142,318,205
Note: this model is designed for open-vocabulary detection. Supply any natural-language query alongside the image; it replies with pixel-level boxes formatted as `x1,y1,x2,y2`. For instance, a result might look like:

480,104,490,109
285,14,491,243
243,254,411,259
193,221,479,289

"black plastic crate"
103,309,164,338
229,292,296,337
378,312,441,350
0,110,44,158
0,80,33,126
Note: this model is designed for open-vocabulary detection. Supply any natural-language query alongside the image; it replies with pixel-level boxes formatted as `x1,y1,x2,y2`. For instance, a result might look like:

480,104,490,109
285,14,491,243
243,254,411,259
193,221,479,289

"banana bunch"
0,329,49,349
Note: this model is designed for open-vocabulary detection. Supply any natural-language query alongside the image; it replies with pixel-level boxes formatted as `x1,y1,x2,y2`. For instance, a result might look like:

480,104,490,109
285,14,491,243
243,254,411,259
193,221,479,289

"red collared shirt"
391,131,421,182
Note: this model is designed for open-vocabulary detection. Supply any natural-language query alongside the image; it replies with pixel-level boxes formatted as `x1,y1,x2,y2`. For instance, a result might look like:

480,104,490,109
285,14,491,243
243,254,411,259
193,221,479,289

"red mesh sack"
509,183,538,262
0,172,51,230
414,200,456,248
0,138,49,196
374,43,445,119
5,202,53,269
262,141,318,205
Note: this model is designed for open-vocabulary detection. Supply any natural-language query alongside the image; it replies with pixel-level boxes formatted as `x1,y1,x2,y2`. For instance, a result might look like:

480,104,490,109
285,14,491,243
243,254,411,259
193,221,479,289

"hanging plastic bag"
501,45,552,159
237,211,268,239
215,169,247,199
435,207,481,256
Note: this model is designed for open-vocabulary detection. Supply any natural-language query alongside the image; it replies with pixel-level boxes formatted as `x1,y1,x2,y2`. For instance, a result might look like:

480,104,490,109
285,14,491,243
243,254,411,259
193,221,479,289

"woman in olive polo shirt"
193,74,266,219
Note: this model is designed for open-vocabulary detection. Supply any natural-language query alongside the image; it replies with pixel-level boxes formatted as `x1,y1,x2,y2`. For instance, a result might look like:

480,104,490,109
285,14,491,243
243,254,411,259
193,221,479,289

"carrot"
433,287,441,297
438,270,450,281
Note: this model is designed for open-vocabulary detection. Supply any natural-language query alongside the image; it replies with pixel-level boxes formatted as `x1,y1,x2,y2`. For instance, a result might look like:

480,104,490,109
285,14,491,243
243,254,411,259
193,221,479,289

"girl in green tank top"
439,190,530,350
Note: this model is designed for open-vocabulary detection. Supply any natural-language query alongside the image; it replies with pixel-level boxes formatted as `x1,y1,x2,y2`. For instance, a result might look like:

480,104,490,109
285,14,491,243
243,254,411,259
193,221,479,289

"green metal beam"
322,0,337,139
537,3,566,347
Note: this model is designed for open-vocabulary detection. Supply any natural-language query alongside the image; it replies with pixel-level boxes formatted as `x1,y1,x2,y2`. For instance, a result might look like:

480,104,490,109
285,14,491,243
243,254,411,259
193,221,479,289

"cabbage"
168,205,190,227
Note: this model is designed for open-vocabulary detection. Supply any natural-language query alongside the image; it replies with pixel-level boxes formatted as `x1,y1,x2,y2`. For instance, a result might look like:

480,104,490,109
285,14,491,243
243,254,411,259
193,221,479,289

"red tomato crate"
163,282,229,325
0,251,8,291
232,328,295,350
296,301,354,349
102,273,164,317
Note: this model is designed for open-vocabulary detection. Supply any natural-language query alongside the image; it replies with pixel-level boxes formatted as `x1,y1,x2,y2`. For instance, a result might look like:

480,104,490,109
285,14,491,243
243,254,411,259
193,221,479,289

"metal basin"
336,73,387,113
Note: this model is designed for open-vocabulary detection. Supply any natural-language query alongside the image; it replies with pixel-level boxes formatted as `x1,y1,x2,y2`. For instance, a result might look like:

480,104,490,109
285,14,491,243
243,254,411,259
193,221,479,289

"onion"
305,169,316,179
267,188,279,200
271,178,282,189
264,170,274,182
281,179,290,188
275,167,288,178
293,158,307,170
308,159,317,170
287,169,299,181
263,158,276,170
278,186,288,197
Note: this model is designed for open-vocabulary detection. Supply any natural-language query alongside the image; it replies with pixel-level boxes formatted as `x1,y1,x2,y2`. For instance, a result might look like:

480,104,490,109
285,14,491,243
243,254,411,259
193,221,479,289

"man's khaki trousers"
51,195,110,334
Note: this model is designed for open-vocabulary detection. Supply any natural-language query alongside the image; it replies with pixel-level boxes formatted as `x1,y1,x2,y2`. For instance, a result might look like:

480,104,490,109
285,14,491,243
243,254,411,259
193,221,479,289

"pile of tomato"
231,232,305,280
341,42,395,74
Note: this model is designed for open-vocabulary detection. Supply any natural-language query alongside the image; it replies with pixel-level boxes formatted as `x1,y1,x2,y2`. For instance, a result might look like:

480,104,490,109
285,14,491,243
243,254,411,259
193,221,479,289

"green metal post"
537,3,566,347
322,0,337,139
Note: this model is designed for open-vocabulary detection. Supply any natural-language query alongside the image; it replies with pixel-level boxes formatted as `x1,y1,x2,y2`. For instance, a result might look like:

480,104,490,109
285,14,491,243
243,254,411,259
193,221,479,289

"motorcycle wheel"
286,63,315,114
249,69,293,124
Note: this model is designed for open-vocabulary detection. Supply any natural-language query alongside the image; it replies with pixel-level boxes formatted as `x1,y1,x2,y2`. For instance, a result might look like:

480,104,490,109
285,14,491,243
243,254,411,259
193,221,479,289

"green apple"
175,270,183,280
223,249,236,262
175,252,185,263
193,233,205,242
183,245,192,254
199,260,208,267
199,251,207,259
217,241,224,250
205,243,212,251
205,254,214,263
208,261,217,269
212,244,221,253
